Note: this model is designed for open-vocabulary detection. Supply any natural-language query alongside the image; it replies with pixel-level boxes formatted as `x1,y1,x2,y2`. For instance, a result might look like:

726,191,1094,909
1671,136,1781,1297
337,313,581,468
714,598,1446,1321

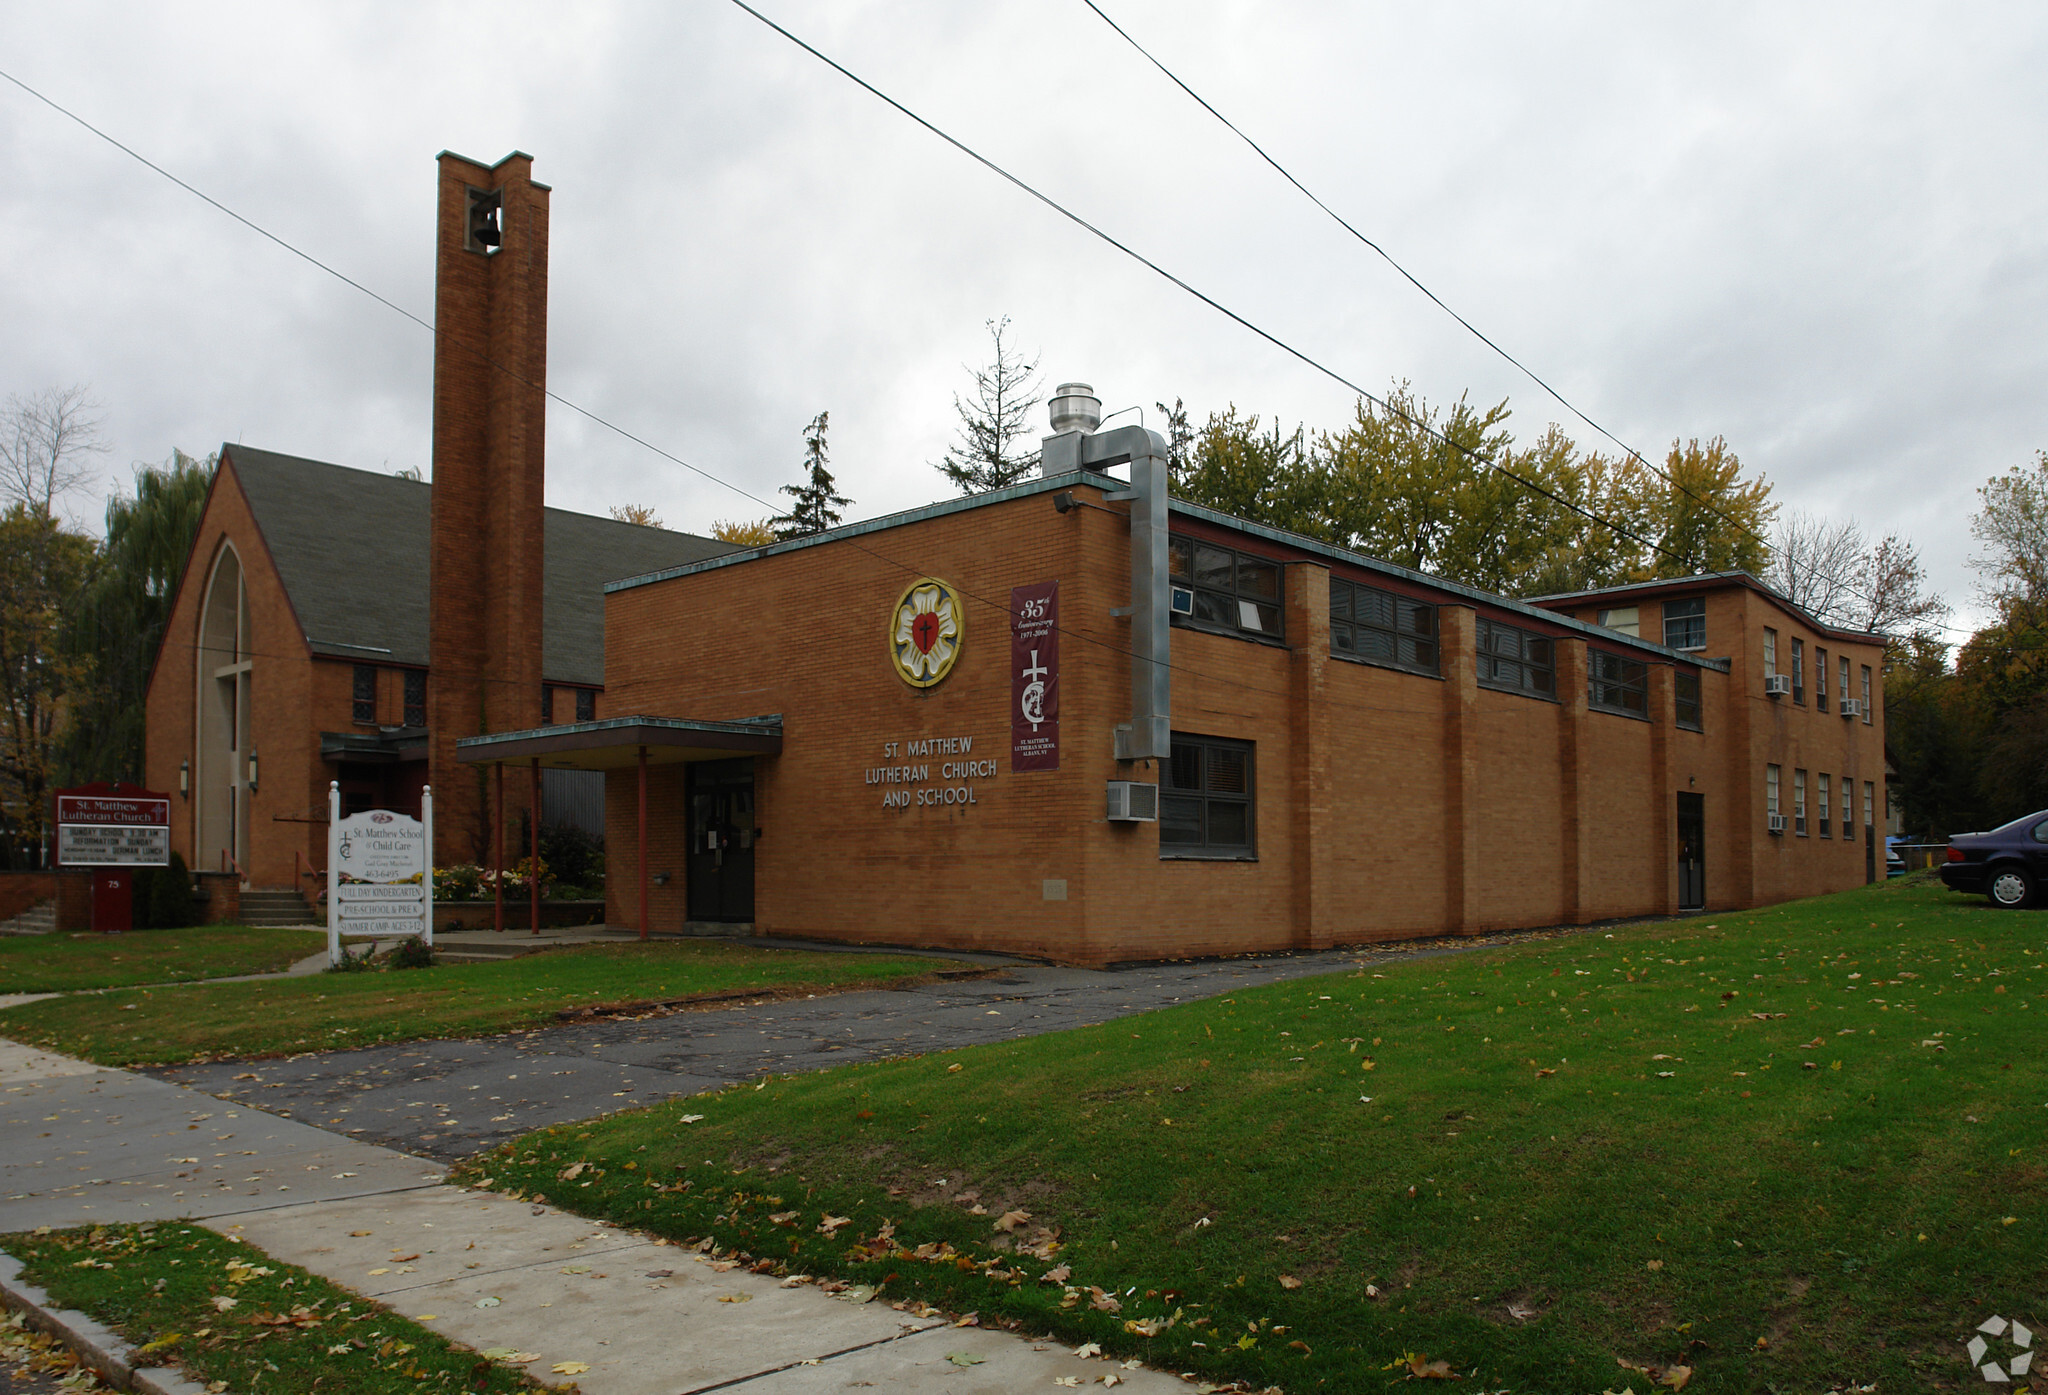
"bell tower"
426,151,550,863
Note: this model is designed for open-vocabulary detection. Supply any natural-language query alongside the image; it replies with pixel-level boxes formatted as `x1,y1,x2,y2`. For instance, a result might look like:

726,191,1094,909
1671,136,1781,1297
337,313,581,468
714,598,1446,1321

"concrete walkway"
0,1041,1181,1392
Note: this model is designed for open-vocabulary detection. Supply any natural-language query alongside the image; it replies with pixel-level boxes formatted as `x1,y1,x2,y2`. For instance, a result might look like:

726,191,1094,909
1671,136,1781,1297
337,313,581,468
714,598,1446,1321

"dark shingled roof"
224,445,732,685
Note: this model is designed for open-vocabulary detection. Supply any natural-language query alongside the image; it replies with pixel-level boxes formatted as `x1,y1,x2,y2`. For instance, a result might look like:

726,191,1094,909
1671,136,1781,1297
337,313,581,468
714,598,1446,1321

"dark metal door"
1865,822,1876,883
1676,793,1705,911
686,759,756,922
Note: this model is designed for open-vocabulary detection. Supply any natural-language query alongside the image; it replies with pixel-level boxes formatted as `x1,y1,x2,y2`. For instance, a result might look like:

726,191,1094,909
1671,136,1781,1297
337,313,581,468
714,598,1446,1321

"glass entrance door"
687,759,756,922
1676,793,1705,912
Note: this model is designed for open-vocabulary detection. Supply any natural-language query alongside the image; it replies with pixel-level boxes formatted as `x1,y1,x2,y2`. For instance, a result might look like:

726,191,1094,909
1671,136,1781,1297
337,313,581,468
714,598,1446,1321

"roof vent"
1048,383,1101,436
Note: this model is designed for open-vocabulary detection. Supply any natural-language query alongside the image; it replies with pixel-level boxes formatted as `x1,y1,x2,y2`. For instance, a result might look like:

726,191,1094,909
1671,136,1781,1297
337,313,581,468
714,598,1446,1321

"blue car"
1939,811,2048,908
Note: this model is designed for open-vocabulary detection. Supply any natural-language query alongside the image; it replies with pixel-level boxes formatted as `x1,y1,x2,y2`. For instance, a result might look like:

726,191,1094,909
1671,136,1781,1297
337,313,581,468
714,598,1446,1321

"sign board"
327,782,433,965
54,785,170,867
1010,581,1059,772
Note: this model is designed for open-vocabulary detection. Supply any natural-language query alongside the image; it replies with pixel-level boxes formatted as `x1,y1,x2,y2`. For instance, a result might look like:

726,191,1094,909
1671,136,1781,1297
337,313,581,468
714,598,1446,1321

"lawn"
0,1223,552,1394
456,875,2047,1394
0,940,970,1067
0,924,330,993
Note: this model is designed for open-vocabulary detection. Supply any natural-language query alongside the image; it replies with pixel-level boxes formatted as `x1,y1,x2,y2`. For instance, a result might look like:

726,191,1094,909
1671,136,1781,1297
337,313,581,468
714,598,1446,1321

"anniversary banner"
1010,580,1059,772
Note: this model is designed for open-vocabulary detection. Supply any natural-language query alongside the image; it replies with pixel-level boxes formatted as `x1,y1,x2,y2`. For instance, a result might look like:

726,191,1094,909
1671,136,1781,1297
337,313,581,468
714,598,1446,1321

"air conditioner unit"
1106,781,1159,822
1839,699,1863,719
1764,674,1792,697
1767,813,1787,834
1169,585,1195,616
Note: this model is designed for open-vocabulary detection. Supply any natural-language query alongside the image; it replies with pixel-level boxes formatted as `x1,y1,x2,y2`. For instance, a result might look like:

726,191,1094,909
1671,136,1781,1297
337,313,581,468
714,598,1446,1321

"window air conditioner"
1767,813,1787,834
1764,674,1793,697
1106,781,1159,822
1839,699,1863,719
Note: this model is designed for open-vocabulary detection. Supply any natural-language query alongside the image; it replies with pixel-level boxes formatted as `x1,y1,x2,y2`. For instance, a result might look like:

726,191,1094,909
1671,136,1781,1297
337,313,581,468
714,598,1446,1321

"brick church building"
144,153,727,892
145,149,1886,962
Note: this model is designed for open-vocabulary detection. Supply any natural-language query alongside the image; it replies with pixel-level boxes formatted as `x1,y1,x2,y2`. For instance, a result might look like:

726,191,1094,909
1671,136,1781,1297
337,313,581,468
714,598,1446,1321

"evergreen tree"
772,412,851,539
59,451,215,784
934,318,1043,494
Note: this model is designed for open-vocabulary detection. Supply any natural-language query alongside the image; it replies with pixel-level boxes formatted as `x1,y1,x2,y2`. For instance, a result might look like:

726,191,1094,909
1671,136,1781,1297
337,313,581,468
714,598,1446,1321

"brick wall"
599,481,1886,964
427,151,548,870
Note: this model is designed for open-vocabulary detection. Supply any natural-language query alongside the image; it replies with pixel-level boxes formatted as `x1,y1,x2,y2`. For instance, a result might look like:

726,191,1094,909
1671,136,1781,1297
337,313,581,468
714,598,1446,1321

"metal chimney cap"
1048,382,1102,435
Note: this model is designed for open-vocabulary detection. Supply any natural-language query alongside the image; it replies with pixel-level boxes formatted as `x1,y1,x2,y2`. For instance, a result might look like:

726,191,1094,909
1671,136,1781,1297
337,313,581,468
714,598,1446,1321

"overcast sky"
3,2,2043,637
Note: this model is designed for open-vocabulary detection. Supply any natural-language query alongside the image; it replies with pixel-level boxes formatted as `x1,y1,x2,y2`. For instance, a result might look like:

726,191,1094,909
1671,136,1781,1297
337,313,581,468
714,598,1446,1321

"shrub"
149,852,198,929
326,943,377,973
388,936,436,970
539,821,605,891
129,866,158,929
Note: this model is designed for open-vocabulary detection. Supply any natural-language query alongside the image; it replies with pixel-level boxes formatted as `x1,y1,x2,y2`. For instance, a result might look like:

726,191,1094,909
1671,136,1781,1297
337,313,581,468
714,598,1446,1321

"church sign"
326,781,433,964
54,786,171,867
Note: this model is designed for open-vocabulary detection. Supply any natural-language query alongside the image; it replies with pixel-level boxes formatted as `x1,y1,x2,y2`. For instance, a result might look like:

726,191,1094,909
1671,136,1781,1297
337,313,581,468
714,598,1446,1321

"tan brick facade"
598,478,1886,964
427,151,550,868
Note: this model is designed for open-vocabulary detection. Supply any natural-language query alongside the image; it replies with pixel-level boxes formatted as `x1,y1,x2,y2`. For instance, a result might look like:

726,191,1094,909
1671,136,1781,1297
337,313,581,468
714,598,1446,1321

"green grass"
0,1223,554,1394
0,925,331,993
0,940,967,1066
455,875,2048,1394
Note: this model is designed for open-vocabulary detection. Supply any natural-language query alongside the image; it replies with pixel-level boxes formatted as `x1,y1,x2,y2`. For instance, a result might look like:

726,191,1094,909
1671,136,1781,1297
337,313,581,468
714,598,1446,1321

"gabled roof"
223,445,732,684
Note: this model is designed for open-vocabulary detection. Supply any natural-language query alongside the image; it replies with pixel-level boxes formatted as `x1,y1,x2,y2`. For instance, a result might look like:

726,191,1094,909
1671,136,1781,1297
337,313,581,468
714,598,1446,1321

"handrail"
220,848,247,887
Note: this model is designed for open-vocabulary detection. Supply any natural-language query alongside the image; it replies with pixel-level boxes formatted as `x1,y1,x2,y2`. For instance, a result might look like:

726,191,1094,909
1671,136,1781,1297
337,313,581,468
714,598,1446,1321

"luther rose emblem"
889,577,965,688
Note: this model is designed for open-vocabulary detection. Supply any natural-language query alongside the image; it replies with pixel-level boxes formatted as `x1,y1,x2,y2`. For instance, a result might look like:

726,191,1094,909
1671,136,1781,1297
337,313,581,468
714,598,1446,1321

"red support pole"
637,745,649,942
529,757,542,936
492,762,504,934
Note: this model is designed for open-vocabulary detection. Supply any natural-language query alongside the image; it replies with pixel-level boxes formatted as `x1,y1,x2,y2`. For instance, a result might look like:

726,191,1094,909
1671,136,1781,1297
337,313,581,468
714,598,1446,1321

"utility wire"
0,62,1579,737
721,0,1699,581
1079,0,1969,641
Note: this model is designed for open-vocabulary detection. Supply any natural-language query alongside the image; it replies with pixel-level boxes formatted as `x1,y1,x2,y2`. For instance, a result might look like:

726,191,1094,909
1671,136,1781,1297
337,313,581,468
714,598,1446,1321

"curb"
0,1250,211,1395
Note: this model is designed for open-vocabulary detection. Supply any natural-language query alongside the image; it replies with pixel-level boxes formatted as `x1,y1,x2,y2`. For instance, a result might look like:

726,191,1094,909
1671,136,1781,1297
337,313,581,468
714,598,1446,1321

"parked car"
1885,840,1905,878
1939,811,2048,907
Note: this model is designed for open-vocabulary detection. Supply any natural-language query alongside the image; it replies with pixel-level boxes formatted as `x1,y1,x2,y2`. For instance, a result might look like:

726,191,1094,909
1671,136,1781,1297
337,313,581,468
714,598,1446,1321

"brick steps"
0,898,56,935
238,888,319,927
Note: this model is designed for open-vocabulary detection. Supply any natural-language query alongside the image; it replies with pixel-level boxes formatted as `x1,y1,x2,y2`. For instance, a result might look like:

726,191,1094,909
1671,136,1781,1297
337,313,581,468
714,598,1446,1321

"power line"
1078,0,1971,642
719,0,1711,583
0,62,1576,737
0,51,1923,734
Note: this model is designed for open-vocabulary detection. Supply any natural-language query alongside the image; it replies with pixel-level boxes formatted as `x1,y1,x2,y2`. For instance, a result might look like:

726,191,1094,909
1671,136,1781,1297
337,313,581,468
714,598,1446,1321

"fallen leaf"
1075,1342,1102,1359
679,1114,705,1124
414,1314,438,1321
1055,1381,1080,1389
367,1268,389,1276
1278,1274,1302,1290
717,1294,752,1303
348,1230,372,1237
1102,1375,1124,1387
1041,1265,1072,1284
1646,1259,1663,1271
1663,1366,1693,1390
818,1215,852,1235
1087,1286,1123,1314
557,1162,587,1182
1535,1068,1557,1077
475,1297,501,1308
645,1269,675,1279
948,1352,987,1367
560,1265,592,1275
994,1210,1033,1232
551,1361,591,1375
211,1296,237,1311
1406,1352,1457,1379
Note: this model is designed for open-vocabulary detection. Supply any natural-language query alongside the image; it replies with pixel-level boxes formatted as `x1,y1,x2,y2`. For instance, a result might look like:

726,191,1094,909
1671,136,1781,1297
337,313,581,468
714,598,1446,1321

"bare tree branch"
0,385,107,517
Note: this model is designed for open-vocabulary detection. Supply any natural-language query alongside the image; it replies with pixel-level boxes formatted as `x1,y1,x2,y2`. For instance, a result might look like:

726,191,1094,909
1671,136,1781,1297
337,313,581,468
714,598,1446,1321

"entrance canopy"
453,714,782,770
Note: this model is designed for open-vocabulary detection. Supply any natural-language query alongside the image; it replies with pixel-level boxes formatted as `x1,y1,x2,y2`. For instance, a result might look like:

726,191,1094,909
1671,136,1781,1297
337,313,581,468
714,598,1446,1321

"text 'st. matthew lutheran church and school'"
145,151,1888,965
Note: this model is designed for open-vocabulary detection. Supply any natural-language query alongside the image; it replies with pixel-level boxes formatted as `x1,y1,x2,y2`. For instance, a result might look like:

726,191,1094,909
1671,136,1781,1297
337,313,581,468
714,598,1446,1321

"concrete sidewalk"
0,1041,1182,1392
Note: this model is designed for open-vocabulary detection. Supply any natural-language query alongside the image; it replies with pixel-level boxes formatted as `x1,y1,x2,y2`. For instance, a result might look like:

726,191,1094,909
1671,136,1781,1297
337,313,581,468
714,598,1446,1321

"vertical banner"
1011,580,1060,772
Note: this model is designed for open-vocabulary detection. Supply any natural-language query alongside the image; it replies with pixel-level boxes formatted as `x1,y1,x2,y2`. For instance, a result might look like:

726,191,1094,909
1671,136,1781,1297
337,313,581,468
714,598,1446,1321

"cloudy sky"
3,2,2043,637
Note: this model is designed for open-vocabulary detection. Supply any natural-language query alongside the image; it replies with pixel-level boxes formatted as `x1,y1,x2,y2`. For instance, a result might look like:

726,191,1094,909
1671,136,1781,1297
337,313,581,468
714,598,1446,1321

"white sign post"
326,781,434,966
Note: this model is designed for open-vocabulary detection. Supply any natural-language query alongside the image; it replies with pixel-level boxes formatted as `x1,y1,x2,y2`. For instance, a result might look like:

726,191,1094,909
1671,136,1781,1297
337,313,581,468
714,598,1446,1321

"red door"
91,869,135,933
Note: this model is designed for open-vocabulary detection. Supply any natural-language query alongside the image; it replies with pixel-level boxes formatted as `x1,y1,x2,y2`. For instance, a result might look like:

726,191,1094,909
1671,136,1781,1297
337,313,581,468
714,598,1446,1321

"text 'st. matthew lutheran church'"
148,147,1886,964
144,153,729,889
